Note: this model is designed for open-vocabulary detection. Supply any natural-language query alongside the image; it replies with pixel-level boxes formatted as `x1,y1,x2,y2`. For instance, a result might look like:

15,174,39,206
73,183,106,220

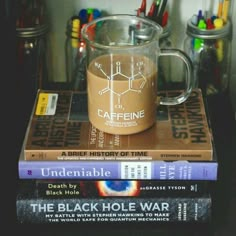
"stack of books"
16,88,217,224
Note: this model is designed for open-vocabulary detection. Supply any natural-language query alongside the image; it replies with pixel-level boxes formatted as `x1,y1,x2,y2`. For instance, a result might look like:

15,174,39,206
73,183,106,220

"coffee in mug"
87,54,157,135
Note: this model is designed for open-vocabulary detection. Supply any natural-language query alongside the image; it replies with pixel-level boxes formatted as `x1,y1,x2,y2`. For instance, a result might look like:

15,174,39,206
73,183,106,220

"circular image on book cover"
96,180,140,196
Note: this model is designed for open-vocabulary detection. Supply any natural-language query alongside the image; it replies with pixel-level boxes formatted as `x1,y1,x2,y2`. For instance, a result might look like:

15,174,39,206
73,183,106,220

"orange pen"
217,0,223,18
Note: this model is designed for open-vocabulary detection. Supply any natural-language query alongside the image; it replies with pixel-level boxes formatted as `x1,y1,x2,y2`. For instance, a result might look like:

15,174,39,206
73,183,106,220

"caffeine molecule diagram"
94,60,147,108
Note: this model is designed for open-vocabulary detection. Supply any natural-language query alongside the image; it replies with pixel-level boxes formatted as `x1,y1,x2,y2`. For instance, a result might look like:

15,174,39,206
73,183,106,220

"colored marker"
214,18,224,62
197,10,203,23
194,19,206,50
71,18,80,48
78,9,88,25
93,9,101,19
211,15,217,23
198,19,206,29
206,18,214,29
87,8,94,16
88,11,94,23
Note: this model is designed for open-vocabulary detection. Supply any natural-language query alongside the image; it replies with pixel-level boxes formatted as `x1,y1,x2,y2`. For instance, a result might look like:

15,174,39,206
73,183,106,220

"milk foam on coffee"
87,54,158,135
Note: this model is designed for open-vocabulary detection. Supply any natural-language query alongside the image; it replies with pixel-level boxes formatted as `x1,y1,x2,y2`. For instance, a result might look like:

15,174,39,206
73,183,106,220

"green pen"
194,19,206,50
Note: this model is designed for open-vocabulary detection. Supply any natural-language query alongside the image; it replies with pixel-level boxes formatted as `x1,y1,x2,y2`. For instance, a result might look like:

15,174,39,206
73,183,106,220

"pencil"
222,0,230,23
217,0,223,18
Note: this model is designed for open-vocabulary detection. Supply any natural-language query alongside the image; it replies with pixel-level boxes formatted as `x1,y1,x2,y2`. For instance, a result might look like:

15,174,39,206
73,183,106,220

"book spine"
18,161,218,180
21,180,210,197
24,150,213,161
16,197,212,224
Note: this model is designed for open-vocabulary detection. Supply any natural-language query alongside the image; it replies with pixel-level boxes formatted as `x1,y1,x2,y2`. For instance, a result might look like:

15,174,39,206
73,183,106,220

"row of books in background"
16,88,217,224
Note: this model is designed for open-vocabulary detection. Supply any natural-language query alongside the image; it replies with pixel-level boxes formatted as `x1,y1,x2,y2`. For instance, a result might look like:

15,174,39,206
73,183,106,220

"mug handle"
159,48,193,105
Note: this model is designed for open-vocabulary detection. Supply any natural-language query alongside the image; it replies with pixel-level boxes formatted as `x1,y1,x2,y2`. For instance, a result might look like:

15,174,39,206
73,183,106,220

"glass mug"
82,15,193,135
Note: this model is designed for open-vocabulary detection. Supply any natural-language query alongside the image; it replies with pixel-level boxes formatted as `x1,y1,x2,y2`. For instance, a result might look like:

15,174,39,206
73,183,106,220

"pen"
93,9,101,19
198,19,206,29
147,0,167,25
161,10,168,27
214,18,224,62
69,18,80,84
147,2,156,17
88,11,94,23
78,9,88,25
139,0,146,15
137,8,144,17
154,0,161,17
194,19,206,50
206,18,214,29
217,0,223,18
87,7,94,25
157,0,167,24
197,10,203,23
71,18,80,48
211,15,217,23
222,0,230,23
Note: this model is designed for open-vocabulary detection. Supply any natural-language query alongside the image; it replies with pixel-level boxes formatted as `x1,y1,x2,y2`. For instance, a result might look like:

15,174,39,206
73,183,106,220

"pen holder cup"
184,19,232,96
16,24,49,97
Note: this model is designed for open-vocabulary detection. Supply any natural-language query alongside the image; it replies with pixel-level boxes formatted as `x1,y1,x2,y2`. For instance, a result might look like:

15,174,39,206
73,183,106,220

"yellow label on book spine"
35,93,58,116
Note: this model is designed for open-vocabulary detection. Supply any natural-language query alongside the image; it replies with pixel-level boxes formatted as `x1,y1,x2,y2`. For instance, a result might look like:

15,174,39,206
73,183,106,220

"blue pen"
211,15,217,21
197,10,203,23
93,9,101,19
93,9,103,29
78,9,88,25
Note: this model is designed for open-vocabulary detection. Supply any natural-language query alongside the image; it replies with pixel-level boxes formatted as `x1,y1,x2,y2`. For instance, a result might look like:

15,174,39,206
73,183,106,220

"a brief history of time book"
16,180,212,224
23,89,213,161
